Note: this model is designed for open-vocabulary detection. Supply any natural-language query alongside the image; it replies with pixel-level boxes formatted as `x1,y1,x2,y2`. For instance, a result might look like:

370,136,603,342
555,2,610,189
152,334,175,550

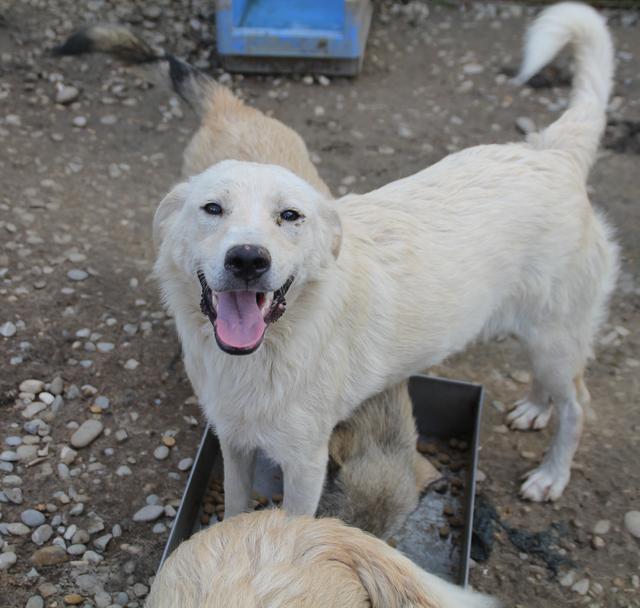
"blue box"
215,0,373,75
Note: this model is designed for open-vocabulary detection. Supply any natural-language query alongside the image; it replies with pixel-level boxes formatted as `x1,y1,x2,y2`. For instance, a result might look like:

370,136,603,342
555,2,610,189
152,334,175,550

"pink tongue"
215,291,266,350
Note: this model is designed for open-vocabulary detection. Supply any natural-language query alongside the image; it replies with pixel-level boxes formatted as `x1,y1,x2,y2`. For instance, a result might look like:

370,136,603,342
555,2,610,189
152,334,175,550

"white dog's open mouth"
197,271,293,355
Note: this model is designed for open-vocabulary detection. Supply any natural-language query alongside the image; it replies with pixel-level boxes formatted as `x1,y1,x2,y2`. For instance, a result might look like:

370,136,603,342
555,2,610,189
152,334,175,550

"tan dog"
146,510,498,608
55,27,436,538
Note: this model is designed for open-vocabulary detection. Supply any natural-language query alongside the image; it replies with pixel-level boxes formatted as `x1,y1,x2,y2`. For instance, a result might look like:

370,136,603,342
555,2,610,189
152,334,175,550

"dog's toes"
507,400,551,431
520,466,569,502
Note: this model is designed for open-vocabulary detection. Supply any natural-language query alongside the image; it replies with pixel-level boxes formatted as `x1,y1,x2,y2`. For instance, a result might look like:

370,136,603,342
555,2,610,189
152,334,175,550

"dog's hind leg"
518,331,586,502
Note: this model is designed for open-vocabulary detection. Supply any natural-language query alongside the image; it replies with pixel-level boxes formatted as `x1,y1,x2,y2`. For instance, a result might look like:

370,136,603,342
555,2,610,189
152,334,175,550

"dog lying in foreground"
146,509,498,608
150,1,619,514
55,27,438,539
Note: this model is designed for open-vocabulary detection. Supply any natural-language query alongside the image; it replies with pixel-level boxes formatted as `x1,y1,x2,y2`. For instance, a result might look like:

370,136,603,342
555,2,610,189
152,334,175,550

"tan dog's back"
147,510,498,608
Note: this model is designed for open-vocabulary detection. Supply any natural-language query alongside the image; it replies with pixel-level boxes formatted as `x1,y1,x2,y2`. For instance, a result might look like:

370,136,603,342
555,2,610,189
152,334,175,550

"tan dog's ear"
328,422,356,469
320,201,342,259
153,182,190,250
413,454,442,494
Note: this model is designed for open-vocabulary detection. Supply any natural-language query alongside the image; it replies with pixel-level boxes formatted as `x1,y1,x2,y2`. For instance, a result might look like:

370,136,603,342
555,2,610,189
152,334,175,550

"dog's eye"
202,202,223,216
280,209,301,222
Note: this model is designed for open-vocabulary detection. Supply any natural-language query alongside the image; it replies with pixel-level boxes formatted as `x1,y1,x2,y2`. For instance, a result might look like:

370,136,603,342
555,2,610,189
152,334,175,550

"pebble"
31,545,68,566
0,552,17,570
154,445,170,460
71,419,104,448
64,594,83,605
20,379,44,393
0,321,17,337
178,458,193,472
124,358,139,370
97,343,114,353
22,402,47,418
0,450,18,462
32,524,53,546
21,509,46,527
115,429,128,443
132,504,164,523
50,376,64,395
56,84,80,104
67,269,89,281
26,596,44,608
624,511,640,538
4,522,31,535
67,543,87,555
572,578,590,595
39,583,58,598
162,435,176,447
72,116,87,128
591,535,605,549
116,465,132,477
94,533,112,552
515,116,536,135
593,520,610,535
60,446,78,465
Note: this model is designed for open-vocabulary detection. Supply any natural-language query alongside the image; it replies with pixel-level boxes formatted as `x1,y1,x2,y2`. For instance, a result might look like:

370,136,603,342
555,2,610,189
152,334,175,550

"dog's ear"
153,182,190,250
328,422,356,469
320,201,342,259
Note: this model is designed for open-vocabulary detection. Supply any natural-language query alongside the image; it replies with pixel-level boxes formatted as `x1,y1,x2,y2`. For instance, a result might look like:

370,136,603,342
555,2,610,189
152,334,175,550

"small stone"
96,343,114,353
21,509,46,527
161,435,176,448
60,446,78,465
591,535,605,549
64,594,83,605
39,583,58,598
124,358,139,370
0,321,17,337
94,533,112,552
593,520,610,535
66,544,87,556
32,524,53,546
17,444,37,461
22,402,47,419
4,522,31,535
31,545,68,566
624,511,640,538
5,487,23,504
70,419,104,448
154,445,170,460
72,116,87,128
38,392,55,405
133,504,164,523
50,377,64,395
115,429,128,443
152,523,166,534
20,379,44,393
0,450,18,462
178,458,193,472
132,583,149,598
515,116,536,135
572,578,590,595
67,269,89,281
26,596,44,608
116,465,132,477
0,552,17,571
56,84,80,104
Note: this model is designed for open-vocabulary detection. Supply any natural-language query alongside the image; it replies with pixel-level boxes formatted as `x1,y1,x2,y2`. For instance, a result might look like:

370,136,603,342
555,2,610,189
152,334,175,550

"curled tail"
54,24,214,115
515,2,614,177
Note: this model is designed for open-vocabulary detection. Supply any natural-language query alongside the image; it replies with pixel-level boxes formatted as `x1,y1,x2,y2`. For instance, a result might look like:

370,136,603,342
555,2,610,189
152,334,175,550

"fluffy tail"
53,24,214,115
515,2,614,177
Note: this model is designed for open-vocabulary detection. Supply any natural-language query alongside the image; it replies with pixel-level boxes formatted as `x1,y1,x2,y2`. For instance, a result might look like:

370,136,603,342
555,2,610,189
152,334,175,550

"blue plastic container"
215,0,372,75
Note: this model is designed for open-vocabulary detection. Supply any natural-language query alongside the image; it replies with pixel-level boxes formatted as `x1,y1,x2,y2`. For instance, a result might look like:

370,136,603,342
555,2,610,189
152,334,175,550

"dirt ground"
1,1,639,607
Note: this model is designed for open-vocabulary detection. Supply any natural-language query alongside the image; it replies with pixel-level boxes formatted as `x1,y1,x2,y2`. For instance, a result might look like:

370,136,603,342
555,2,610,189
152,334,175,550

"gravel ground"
1,1,639,607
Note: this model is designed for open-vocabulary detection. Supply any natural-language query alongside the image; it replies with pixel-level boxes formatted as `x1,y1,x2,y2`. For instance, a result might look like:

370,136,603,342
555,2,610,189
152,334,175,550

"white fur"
155,3,619,510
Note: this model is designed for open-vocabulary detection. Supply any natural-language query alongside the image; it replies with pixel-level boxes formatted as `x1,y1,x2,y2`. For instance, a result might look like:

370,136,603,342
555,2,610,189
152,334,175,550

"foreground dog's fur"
153,2,619,515
146,510,498,608
55,26,436,537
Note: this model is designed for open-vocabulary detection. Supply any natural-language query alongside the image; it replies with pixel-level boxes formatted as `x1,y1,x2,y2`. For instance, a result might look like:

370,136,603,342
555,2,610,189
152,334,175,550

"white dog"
155,2,619,514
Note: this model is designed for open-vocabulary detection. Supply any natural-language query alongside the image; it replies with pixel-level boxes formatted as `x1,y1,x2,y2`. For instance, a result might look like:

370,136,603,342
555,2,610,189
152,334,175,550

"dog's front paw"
520,466,569,502
507,399,552,431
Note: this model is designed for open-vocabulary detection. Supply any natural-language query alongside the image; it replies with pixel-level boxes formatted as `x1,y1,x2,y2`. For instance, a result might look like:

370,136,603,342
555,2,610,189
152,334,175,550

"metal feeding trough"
215,0,373,76
160,374,484,586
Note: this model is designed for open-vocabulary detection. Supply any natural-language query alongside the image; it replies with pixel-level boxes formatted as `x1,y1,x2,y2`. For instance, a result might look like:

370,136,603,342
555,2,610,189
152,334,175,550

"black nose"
224,245,271,281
